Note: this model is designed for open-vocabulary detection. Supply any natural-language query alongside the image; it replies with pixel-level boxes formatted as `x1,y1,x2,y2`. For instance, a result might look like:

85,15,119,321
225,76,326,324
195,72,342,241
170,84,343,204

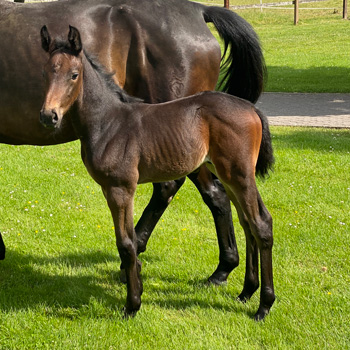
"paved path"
256,93,350,128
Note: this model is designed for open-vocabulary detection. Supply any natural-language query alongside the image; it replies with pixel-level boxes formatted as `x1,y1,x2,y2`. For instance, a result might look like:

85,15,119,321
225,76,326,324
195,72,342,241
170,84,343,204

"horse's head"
40,25,83,129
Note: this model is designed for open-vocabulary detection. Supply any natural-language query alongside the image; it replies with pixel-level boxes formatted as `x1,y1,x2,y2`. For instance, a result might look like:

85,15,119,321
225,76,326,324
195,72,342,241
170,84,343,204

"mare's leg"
0,233,5,260
105,185,143,316
187,166,239,285
135,178,186,253
224,177,275,321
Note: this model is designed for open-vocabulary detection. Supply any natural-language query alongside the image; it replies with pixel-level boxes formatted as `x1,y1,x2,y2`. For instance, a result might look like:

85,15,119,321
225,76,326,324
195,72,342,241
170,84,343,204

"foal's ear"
68,25,82,55
40,25,51,53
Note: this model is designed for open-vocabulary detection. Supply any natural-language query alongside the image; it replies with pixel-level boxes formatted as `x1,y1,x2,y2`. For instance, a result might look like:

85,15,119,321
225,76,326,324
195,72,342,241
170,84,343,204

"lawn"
201,0,350,92
0,127,349,349
1,1,350,349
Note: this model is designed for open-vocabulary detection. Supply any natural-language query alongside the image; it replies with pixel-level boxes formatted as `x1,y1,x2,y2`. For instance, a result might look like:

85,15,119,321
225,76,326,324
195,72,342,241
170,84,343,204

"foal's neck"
74,54,125,141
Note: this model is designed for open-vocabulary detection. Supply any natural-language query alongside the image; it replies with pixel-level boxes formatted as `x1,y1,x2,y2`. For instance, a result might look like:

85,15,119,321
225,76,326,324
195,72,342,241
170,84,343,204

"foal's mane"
50,39,143,104
84,51,143,104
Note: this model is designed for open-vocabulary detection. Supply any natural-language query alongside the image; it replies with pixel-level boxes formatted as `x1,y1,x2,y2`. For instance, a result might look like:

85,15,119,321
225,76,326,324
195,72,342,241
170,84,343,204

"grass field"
0,127,349,349
200,0,350,92
1,1,350,349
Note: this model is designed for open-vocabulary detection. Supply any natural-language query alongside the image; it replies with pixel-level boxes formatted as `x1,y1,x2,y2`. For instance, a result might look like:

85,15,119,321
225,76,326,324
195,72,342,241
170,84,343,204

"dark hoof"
237,292,252,303
207,271,229,286
254,307,270,322
122,306,138,319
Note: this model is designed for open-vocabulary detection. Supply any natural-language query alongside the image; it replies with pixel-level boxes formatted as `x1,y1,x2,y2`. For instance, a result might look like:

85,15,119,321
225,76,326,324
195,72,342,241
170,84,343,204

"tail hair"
255,108,274,179
203,6,266,103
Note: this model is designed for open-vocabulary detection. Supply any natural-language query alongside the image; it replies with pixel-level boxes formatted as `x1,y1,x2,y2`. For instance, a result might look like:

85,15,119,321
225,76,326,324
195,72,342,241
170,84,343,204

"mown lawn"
203,0,350,92
0,127,349,349
1,1,349,349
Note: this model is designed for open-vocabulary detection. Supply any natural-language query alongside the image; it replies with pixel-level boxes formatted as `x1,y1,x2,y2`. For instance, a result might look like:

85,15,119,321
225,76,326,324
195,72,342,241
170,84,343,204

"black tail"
202,6,266,103
255,108,274,179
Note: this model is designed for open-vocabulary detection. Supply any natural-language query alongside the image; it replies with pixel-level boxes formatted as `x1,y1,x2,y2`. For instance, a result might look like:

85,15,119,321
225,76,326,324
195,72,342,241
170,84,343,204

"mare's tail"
255,108,275,179
201,5,266,103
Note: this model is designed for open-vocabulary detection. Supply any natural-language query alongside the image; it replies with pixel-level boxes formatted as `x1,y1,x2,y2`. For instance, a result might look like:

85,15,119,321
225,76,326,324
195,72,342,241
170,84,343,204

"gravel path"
256,93,350,128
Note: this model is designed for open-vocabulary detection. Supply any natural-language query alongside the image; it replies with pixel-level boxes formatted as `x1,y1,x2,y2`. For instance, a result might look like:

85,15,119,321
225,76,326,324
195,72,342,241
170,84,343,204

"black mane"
84,51,144,104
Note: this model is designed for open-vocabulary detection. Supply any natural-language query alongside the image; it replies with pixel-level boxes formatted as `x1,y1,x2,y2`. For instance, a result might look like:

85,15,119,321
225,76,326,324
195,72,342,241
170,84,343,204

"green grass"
201,0,350,92
0,127,349,349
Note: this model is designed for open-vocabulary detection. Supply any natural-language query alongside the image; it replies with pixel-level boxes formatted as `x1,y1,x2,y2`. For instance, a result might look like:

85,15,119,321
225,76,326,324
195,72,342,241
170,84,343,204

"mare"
0,0,265,285
39,26,275,321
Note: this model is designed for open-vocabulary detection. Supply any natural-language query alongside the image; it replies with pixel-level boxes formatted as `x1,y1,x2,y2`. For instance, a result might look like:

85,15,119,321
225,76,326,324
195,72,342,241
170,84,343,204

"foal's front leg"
105,185,143,317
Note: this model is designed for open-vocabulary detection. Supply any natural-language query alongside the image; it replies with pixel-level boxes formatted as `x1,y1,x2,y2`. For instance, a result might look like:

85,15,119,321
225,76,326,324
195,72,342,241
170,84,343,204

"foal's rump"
193,92,274,180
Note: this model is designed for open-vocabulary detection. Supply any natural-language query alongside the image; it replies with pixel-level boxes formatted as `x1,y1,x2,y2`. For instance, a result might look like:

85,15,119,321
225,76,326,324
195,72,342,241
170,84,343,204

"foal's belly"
137,147,209,184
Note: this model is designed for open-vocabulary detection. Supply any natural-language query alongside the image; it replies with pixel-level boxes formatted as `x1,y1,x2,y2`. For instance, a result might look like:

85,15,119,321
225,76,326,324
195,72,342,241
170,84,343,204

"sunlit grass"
0,127,349,349
201,0,350,92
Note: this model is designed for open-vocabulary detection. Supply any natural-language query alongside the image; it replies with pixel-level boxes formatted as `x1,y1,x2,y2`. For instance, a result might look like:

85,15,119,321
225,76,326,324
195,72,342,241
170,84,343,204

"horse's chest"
81,140,138,187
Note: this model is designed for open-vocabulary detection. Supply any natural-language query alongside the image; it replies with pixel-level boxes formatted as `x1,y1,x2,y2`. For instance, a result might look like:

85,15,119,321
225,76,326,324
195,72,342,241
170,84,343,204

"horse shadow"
0,249,250,317
0,249,124,314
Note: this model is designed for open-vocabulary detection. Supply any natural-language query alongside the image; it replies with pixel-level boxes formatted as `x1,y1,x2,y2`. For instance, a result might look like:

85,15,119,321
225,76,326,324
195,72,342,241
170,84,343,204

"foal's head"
40,25,83,129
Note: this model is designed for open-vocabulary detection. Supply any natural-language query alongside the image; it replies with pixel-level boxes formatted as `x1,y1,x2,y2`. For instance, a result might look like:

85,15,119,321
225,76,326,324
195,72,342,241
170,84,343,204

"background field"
1,1,350,349
199,0,350,92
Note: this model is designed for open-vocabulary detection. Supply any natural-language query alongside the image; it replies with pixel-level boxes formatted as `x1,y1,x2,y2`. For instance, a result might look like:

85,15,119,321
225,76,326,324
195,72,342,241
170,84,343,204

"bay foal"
39,26,275,320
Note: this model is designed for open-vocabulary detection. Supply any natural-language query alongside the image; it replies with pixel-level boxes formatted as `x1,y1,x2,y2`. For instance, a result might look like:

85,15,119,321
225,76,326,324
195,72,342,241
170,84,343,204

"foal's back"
125,92,262,184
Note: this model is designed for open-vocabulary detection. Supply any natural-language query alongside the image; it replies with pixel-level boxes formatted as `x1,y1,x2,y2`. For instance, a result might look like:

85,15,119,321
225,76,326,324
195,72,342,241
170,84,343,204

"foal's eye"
71,73,79,81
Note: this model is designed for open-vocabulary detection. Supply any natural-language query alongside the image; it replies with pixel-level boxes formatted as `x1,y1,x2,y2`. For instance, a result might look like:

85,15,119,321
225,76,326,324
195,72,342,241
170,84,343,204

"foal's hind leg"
230,199,260,302
224,177,275,321
187,166,239,285
0,233,5,260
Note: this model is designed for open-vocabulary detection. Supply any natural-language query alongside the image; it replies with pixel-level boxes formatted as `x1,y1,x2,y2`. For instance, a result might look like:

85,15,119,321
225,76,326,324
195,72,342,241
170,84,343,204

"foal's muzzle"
40,109,59,129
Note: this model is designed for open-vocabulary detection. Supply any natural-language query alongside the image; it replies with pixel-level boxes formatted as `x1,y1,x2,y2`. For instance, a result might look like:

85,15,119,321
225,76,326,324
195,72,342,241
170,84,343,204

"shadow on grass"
271,127,350,153
0,249,124,314
0,248,250,318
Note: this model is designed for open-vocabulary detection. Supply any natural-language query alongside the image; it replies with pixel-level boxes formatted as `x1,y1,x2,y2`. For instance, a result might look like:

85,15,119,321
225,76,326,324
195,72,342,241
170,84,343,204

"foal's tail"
255,108,275,179
201,5,266,103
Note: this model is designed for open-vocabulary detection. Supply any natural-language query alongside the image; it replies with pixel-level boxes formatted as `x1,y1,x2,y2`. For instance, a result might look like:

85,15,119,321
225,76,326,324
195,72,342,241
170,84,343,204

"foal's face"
40,52,83,129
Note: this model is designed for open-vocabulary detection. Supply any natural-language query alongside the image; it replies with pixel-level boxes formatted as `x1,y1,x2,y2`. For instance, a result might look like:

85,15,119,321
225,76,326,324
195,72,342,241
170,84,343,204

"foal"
39,26,275,321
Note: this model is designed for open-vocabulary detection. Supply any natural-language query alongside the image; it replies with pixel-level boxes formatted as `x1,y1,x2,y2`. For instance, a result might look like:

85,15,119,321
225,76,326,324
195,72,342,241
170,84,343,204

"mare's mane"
50,39,143,104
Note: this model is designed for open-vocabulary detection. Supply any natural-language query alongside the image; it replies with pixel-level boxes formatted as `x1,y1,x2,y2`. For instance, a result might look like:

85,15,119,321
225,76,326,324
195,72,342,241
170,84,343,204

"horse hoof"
122,306,138,319
207,271,229,286
254,307,270,322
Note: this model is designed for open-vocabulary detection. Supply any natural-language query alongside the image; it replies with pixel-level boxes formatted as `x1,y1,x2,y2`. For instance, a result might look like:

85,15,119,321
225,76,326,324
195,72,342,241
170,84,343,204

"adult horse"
0,0,266,285
39,25,275,320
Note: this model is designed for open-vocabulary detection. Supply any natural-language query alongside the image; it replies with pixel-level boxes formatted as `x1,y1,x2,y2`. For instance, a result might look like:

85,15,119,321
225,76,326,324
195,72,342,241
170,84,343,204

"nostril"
52,111,58,123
